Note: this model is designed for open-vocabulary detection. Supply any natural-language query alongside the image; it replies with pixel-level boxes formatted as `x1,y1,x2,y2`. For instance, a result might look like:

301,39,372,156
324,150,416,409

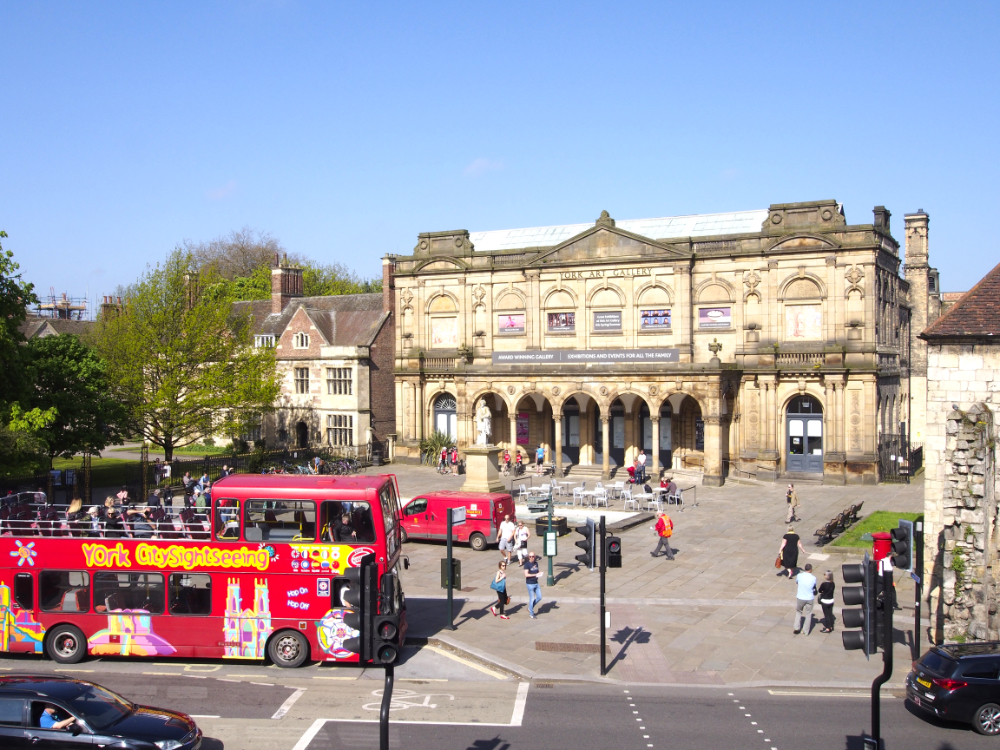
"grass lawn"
110,444,232,456
831,510,922,547
51,456,136,470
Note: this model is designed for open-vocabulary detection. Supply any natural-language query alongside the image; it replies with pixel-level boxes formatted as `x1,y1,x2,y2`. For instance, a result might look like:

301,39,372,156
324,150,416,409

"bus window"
94,572,165,614
168,573,212,616
244,500,316,543
14,573,33,611
320,501,375,544
215,499,241,541
40,571,90,613
380,485,401,559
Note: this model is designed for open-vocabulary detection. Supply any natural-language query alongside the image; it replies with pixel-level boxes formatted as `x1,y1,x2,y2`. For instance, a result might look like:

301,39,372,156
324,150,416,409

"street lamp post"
546,491,555,586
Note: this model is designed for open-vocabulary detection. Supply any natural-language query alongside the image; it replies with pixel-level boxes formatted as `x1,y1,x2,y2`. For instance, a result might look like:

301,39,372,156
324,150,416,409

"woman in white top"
515,521,531,566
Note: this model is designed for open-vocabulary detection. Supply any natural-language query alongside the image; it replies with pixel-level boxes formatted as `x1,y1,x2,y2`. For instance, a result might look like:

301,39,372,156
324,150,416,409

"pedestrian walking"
778,525,805,578
450,446,459,475
535,444,545,476
490,560,510,619
818,570,836,633
514,520,531,566
524,551,542,618
637,450,647,484
785,483,800,523
650,511,675,560
497,514,517,563
793,563,818,634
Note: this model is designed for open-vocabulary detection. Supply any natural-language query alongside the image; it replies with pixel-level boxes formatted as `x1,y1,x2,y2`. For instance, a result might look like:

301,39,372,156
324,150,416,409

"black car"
906,642,1000,735
0,675,202,749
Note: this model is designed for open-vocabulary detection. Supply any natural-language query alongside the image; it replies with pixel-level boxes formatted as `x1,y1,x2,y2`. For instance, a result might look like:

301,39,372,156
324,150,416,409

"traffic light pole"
446,515,455,631
380,663,394,750
599,515,607,677
914,519,924,660
870,566,894,750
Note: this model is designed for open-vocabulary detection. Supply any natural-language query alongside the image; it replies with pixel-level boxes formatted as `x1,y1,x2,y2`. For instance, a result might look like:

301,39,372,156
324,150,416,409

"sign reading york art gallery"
492,348,679,365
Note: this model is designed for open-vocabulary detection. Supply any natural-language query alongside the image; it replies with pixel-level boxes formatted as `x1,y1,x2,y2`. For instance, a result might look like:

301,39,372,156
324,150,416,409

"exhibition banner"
492,348,679,365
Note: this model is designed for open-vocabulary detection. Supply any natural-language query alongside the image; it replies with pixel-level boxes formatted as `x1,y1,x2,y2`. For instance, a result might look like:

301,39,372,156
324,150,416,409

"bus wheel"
268,630,309,668
470,532,487,552
47,625,86,664
400,527,409,544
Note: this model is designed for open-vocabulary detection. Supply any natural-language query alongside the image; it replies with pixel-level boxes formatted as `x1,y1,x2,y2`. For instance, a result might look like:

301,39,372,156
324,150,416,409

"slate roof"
922,260,1000,339
19,316,94,339
468,209,770,252
233,294,388,348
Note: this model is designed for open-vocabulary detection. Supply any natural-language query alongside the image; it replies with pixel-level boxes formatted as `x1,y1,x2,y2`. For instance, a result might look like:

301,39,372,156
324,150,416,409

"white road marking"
142,672,183,676
291,718,325,750
510,681,529,727
272,688,306,720
312,675,357,680
58,669,94,673
191,714,220,718
767,690,894,699
251,682,275,686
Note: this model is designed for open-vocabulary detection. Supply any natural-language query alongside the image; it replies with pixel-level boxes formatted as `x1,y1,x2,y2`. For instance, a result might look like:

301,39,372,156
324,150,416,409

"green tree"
302,261,382,297
23,334,128,465
0,231,38,407
183,226,304,280
93,250,280,461
201,265,271,303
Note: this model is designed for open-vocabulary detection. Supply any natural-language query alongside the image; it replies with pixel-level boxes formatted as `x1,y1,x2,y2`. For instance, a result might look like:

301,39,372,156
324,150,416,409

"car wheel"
268,630,309,668
470,532,487,552
400,527,409,544
47,624,87,664
974,703,1000,735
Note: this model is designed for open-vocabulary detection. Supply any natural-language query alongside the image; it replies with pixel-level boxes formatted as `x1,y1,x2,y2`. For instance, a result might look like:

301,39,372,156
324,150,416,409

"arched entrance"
433,393,457,442
595,399,627,468
640,401,673,469
786,394,823,473
295,421,308,449
561,397,581,465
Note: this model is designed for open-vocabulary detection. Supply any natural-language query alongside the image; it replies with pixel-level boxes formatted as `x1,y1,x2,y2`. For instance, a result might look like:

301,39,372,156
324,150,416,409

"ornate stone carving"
743,271,761,300
846,266,865,297
472,284,487,310
747,387,759,449
850,391,862,451
551,386,561,396
507,386,515,395
648,385,658,396
599,386,609,396
595,210,615,228
400,288,414,312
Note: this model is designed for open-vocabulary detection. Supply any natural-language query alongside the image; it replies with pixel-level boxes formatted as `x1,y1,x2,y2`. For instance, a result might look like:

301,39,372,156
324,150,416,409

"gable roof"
921,260,1000,339
19,316,94,340
469,209,769,252
529,223,692,266
233,293,388,348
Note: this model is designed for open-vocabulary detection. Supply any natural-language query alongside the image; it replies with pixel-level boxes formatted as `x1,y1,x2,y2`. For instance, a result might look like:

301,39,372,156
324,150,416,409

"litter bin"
440,558,461,589
372,450,382,466
871,531,892,561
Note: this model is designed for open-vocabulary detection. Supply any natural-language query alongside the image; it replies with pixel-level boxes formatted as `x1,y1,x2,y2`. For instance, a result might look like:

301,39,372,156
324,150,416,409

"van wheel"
400,527,409,544
470,532,487,551
268,630,309,668
973,703,1000,735
47,625,86,664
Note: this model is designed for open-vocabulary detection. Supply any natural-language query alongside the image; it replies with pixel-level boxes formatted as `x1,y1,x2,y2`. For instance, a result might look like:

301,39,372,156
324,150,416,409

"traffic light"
372,572,401,664
604,536,622,568
842,558,877,656
575,518,595,570
342,553,377,661
891,519,914,572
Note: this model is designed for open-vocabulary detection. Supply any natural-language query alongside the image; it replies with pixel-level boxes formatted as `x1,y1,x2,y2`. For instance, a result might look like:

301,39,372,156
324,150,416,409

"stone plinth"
462,445,505,494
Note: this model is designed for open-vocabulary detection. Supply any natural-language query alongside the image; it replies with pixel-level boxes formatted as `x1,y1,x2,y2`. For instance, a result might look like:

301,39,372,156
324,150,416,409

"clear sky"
2,1,998,312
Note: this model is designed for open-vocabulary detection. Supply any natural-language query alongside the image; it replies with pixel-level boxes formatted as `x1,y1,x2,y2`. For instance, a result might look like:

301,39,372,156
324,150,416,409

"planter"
535,516,569,537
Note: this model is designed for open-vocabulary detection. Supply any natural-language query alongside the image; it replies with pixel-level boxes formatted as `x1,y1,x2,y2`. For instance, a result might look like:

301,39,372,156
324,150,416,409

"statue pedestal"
462,445,505,494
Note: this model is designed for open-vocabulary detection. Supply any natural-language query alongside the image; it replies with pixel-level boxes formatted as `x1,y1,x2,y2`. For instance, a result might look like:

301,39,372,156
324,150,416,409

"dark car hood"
105,705,195,742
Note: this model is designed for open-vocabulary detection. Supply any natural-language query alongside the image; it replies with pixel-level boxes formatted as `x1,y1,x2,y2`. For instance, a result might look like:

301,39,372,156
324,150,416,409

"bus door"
3,572,42,654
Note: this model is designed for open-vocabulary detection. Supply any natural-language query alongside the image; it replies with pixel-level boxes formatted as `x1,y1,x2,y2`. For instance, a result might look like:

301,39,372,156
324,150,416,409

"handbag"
506,593,511,605
774,555,783,569
489,579,504,592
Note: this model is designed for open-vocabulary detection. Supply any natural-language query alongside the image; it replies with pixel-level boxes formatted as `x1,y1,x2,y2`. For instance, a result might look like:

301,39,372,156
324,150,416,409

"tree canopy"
182,226,305,281
93,250,280,461
0,230,38,405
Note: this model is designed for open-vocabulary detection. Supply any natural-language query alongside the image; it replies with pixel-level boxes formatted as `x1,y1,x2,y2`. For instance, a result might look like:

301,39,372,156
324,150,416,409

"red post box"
871,531,892,561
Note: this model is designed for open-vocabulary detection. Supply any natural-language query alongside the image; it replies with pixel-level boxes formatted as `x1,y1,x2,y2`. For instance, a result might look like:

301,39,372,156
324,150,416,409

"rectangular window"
40,570,90,613
168,573,212,616
241,414,262,444
0,698,23,727
215,499,241,540
699,307,731,329
294,368,310,394
321,501,376,544
93,572,165,615
430,317,458,348
497,313,525,334
380,484,401,560
640,309,672,330
14,573,33,610
547,312,575,332
293,332,310,349
785,304,822,340
254,335,275,348
593,310,622,331
326,368,353,395
245,500,316,543
327,414,354,446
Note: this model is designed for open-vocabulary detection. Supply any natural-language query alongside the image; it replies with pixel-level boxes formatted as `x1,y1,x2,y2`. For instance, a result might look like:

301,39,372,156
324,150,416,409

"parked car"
0,675,202,749
906,642,1000,735
399,491,515,551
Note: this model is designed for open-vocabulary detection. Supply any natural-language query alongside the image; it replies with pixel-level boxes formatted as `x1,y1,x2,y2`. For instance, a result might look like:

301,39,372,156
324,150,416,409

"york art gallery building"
387,200,925,485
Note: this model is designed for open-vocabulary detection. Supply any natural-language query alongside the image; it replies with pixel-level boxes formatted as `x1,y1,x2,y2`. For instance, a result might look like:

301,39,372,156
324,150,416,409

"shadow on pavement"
201,739,224,750
606,626,650,672
552,561,581,583
464,736,511,750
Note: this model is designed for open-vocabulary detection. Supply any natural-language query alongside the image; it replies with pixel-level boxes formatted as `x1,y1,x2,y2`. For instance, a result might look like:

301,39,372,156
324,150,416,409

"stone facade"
389,200,925,484
921,260,1000,642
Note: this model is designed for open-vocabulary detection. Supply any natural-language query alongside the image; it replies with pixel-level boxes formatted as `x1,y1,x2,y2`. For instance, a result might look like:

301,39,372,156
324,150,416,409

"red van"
400,491,516,551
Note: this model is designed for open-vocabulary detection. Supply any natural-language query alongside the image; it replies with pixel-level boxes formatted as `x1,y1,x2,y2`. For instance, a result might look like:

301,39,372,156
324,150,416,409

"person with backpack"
650,511,675,560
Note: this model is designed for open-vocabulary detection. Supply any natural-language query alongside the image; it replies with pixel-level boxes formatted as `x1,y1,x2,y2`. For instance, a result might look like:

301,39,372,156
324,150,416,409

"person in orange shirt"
650,512,675,560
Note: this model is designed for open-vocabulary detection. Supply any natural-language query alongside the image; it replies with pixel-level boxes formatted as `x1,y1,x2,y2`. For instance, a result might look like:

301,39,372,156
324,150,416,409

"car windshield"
919,651,957,677
64,685,133,729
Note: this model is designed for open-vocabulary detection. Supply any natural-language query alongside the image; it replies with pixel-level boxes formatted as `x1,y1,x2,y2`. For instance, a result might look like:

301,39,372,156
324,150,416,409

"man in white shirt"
794,563,817,635
637,450,648,483
497,514,517,563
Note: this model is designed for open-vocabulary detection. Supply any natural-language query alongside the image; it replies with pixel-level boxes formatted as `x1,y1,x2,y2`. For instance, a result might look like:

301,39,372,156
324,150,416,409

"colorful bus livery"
0,474,405,668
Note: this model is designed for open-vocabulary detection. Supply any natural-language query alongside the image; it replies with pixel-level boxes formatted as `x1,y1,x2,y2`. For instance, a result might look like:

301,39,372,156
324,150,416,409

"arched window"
433,394,457,441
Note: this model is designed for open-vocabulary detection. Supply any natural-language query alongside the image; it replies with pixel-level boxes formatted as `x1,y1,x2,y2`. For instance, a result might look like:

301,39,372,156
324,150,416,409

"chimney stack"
271,258,304,314
904,209,929,269
382,256,395,315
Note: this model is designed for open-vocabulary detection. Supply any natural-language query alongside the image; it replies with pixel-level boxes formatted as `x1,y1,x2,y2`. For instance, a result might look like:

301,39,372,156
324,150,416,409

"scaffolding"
36,289,89,320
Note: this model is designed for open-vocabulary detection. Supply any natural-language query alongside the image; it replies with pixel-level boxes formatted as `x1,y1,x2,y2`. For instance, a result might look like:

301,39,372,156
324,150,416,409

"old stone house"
920,260,1000,642
388,200,933,484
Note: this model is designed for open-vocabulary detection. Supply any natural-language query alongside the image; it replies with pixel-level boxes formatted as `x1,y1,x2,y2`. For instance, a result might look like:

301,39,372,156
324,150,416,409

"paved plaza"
364,463,925,688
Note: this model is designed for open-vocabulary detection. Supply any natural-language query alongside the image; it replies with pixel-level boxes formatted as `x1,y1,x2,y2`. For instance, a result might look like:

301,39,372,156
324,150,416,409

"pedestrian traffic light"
604,535,622,568
342,553,377,662
891,519,914,572
372,572,401,664
842,557,877,656
575,518,595,570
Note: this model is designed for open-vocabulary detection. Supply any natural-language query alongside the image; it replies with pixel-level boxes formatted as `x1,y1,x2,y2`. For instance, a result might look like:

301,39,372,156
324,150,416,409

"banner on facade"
492,348,679,365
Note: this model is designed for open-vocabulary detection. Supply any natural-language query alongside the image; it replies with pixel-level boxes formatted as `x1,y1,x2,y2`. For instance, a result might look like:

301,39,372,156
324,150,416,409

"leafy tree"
0,231,38,407
23,334,128,465
182,226,305,280
93,250,280,461
302,261,382,297
202,265,272,303
0,405,56,475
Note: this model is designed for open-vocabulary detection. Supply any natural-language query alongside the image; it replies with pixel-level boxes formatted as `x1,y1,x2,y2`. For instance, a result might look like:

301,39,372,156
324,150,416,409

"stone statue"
475,399,492,446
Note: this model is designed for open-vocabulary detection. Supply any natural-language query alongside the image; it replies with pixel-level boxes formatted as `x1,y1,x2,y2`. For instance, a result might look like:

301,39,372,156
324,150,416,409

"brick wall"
370,261,396,443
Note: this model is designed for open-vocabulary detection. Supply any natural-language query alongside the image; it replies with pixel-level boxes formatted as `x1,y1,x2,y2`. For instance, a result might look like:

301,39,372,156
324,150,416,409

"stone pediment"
530,223,690,266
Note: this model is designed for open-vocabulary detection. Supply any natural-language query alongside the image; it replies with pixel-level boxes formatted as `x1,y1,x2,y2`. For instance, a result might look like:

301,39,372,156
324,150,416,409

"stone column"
651,412,660,477
510,413,518,453
601,415,611,480
674,263,693,362
757,375,779,481
703,415,725,486
553,411,563,478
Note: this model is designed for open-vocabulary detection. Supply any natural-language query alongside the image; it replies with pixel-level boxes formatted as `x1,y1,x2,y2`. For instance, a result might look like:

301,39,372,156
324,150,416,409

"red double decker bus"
0,474,406,668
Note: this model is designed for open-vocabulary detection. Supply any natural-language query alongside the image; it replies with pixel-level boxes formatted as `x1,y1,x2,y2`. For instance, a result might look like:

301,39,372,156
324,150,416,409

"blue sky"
2,1,998,310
